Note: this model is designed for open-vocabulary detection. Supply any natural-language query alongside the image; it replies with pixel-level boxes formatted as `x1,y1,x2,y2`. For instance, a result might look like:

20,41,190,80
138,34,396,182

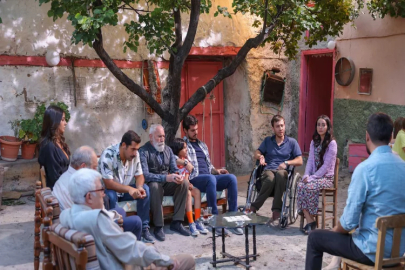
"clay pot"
21,142,37,160
0,136,22,161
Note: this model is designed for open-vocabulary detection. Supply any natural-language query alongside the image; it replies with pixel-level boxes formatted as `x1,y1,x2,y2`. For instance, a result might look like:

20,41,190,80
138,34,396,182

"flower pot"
21,142,37,160
0,136,22,161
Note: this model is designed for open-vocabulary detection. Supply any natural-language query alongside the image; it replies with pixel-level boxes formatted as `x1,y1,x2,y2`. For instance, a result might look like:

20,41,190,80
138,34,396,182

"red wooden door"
303,54,333,153
180,61,225,168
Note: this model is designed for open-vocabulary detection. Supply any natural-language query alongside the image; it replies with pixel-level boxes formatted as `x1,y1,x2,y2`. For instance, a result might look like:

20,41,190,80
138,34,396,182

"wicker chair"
42,212,100,270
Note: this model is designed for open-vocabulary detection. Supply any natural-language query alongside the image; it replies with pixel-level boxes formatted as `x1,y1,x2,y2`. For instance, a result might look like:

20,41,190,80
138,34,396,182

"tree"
38,0,357,142
359,0,405,19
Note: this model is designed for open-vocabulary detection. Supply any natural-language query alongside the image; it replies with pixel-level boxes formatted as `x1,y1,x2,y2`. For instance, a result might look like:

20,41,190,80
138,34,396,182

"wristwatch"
184,159,189,166
284,161,289,166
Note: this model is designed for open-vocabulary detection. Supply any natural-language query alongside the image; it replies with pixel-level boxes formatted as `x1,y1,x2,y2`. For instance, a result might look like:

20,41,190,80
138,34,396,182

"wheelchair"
239,162,302,229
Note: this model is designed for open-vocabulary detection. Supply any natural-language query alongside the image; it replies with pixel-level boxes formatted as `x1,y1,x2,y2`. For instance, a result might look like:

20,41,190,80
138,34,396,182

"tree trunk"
162,118,180,144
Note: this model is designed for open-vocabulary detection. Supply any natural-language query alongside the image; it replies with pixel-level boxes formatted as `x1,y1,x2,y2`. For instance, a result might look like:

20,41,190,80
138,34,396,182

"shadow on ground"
0,197,35,269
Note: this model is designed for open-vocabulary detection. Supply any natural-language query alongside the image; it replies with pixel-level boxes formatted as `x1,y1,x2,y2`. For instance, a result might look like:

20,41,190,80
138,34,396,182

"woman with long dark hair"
297,115,337,234
38,105,70,189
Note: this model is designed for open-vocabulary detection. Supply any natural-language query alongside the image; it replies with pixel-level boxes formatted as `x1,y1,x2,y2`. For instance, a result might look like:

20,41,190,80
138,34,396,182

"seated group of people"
254,113,405,270
38,108,241,269
38,105,405,270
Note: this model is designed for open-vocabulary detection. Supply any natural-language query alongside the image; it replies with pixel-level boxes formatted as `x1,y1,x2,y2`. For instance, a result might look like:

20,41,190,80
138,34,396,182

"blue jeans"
105,184,150,230
190,174,238,214
112,207,142,240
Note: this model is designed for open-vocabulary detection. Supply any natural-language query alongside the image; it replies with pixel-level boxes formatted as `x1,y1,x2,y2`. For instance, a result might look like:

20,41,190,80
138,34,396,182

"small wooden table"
209,212,269,269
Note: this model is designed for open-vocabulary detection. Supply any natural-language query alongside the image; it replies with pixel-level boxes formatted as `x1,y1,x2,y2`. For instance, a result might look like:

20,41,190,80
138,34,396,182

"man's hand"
137,186,147,199
219,168,229,174
166,174,183,184
185,162,194,173
277,162,287,170
170,258,179,270
189,183,194,191
129,187,141,199
175,174,184,184
155,257,175,269
259,155,267,166
332,221,350,234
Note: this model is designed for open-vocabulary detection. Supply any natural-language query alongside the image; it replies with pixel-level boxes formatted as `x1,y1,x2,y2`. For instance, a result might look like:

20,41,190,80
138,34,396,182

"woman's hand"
302,176,309,183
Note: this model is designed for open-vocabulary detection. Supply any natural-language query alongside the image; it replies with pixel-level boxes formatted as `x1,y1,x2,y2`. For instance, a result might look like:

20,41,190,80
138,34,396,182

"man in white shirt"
98,130,154,243
60,168,195,270
53,146,142,240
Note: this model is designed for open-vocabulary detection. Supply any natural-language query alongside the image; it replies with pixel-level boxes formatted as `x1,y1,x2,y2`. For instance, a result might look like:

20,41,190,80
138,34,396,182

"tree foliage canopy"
39,0,357,59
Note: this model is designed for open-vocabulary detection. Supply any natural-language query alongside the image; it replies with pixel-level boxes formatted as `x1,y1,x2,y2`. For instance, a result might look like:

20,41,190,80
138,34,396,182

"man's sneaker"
195,220,209,234
170,221,191,236
229,227,244,235
142,228,155,243
189,223,200,236
215,227,230,236
154,227,165,241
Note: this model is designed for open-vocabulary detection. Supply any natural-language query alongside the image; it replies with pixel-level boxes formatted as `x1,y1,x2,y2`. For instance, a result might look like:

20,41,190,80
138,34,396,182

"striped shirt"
183,136,214,180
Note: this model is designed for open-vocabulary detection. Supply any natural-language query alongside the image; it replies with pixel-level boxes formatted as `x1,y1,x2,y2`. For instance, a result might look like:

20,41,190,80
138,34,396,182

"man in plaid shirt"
179,115,242,236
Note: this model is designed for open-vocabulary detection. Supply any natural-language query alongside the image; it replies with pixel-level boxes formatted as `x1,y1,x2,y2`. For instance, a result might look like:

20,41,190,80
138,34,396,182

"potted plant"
0,121,22,161
15,101,70,160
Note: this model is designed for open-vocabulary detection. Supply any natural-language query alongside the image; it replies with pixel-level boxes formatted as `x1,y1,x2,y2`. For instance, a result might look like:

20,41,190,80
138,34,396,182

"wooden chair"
40,167,47,189
300,158,340,230
34,178,124,270
42,211,100,270
316,158,340,229
34,181,61,270
341,214,405,270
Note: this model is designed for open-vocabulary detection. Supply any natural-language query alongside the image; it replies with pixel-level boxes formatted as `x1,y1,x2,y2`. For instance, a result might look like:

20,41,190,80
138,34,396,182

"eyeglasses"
84,187,105,197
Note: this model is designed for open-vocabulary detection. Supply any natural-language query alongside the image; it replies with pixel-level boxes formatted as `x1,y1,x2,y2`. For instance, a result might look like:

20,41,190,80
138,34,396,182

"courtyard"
0,167,352,270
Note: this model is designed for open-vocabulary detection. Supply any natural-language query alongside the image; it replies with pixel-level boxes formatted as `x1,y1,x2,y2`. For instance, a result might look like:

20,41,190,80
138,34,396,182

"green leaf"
18,129,26,139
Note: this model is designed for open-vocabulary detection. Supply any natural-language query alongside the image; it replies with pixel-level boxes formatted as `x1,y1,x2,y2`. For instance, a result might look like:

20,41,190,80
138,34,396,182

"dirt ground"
0,168,353,270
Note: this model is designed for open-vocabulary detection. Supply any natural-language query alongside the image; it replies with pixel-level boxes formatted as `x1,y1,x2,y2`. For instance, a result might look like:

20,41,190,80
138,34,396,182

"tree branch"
179,0,200,58
92,29,165,118
147,60,159,98
180,4,281,120
118,4,152,14
173,8,182,50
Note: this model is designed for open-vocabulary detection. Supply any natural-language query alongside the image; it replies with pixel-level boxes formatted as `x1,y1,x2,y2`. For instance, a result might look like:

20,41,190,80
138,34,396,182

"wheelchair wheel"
279,178,291,229
239,167,260,212
289,173,301,224
246,167,260,203
280,216,288,229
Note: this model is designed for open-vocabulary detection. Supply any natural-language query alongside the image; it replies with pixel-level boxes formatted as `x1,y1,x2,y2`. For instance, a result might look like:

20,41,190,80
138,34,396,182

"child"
170,138,208,236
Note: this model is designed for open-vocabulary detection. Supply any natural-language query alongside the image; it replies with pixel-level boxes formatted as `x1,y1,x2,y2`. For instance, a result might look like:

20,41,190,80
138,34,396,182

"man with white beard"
139,124,191,241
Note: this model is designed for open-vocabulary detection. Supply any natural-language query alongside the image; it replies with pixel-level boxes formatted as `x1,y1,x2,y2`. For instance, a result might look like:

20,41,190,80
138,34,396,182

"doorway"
180,61,225,168
299,50,335,154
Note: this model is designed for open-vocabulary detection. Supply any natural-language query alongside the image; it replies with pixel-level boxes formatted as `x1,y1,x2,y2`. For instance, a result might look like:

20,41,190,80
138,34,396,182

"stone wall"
0,0,295,177
333,99,405,159
223,44,300,174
